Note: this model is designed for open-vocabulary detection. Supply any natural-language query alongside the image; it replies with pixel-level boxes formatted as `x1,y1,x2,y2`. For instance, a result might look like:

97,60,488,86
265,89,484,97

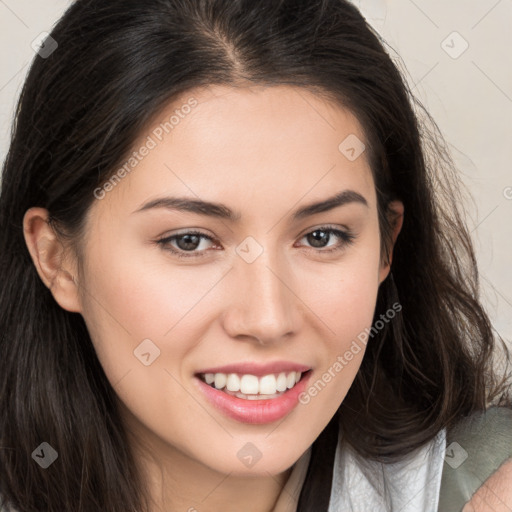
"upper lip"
195,361,312,377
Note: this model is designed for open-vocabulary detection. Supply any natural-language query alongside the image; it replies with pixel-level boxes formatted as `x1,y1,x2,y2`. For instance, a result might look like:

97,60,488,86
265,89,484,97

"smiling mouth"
196,370,311,400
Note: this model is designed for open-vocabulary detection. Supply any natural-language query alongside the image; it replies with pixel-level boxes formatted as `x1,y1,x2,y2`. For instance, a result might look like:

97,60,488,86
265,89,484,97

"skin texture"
463,459,512,512
23,85,404,512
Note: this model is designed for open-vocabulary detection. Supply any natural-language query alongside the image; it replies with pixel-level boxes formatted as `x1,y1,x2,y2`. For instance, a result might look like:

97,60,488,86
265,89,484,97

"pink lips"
194,369,312,424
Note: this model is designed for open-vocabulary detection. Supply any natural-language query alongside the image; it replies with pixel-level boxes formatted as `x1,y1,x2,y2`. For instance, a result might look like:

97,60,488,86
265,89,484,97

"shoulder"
465,457,512,511
438,406,512,511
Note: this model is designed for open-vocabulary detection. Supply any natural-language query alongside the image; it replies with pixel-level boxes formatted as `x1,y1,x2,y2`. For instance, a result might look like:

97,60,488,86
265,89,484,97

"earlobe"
22,207,82,313
379,200,404,284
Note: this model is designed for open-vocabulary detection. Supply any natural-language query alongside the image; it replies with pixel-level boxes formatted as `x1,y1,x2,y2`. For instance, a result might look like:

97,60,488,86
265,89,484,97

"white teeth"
224,389,283,400
214,373,227,390
276,372,288,392
226,373,241,392
201,371,304,396
240,374,259,394
259,374,277,394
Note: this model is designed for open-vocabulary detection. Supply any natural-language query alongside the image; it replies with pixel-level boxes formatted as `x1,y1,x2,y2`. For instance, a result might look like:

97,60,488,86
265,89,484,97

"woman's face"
47,85,401,475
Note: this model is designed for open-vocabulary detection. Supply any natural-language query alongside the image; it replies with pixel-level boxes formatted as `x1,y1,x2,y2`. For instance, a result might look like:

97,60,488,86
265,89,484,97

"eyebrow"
132,189,368,221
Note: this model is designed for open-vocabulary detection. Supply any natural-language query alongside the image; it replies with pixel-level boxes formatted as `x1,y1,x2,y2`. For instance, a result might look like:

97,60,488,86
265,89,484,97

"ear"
378,200,404,284
22,207,82,313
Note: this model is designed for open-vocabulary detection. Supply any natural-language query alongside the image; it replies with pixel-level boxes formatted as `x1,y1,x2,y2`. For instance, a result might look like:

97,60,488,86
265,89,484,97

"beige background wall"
1,0,511,348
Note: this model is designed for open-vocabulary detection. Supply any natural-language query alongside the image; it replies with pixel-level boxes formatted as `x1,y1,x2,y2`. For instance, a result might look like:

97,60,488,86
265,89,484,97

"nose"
221,249,303,345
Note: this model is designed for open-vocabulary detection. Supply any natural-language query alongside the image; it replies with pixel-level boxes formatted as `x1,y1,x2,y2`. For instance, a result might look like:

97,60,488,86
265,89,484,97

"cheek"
295,281,376,442
312,267,378,328
298,236,381,402
304,234,382,340
77,240,232,390
80,238,204,333
77,249,200,435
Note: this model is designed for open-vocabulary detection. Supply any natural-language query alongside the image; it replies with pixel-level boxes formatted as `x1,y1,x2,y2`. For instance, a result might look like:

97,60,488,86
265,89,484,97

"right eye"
156,230,219,259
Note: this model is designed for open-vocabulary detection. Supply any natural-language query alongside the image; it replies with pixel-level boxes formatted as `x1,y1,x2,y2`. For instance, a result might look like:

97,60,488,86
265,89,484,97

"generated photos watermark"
298,301,402,404
93,97,198,200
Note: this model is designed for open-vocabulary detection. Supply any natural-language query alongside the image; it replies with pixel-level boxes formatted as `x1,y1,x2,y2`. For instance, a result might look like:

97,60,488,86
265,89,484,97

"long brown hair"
1,0,510,510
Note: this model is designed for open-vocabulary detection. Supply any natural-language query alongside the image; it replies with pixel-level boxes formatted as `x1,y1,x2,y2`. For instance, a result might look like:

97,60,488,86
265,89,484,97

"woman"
0,1,510,511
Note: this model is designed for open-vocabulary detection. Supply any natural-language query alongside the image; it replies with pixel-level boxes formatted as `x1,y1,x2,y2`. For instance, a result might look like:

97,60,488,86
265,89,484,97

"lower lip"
194,371,312,424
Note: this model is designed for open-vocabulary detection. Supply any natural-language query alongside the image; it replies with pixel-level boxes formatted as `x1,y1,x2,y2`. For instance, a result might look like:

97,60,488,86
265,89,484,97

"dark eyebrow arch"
293,190,368,219
132,189,368,221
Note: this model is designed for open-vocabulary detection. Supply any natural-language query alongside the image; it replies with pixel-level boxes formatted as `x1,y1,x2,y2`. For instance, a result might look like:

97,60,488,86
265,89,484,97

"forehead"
94,84,375,220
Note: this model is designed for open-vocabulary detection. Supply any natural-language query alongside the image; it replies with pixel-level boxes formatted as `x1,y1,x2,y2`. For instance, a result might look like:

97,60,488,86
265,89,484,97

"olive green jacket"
438,406,512,511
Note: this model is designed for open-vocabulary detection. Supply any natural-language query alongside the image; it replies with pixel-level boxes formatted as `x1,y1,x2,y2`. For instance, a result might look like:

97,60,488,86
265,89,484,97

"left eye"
156,226,355,259
298,227,355,251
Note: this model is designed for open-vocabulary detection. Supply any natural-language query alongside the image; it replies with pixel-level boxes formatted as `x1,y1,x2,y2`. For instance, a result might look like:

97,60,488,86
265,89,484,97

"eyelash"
156,226,356,259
